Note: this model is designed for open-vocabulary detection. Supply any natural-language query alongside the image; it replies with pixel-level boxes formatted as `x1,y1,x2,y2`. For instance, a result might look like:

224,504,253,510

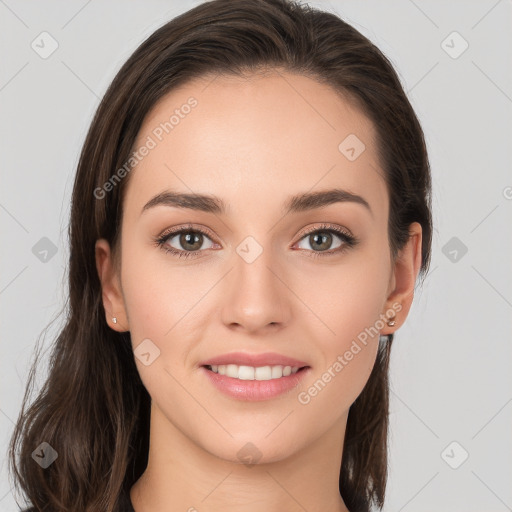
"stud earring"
387,317,396,327
112,317,117,324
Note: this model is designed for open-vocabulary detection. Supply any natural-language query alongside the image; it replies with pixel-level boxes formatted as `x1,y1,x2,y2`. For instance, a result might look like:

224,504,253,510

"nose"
220,240,291,334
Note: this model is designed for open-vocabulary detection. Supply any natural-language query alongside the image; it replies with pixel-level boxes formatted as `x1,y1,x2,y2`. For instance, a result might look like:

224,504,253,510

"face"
96,69,421,464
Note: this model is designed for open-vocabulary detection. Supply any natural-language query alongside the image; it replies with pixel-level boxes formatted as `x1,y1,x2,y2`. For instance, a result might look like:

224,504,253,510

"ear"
95,238,129,332
381,222,423,335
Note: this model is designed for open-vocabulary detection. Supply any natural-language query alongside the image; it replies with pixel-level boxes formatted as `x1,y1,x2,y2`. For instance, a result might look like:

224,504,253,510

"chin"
202,435,303,467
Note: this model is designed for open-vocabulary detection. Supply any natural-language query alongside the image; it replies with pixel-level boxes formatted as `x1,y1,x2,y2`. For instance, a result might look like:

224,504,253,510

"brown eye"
308,232,334,251
179,232,203,251
165,230,215,252
297,230,343,252
293,224,358,258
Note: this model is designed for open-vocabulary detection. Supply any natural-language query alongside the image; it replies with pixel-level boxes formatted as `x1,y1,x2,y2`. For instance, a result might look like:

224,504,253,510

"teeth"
207,364,300,380
226,364,239,378
255,366,272,380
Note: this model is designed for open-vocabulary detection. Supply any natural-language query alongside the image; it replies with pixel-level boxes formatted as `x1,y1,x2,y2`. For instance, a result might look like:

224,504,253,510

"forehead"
124,70,387,221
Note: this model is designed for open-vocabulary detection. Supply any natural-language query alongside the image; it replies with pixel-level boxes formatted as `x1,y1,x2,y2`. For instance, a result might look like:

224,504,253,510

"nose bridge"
220,234,290,331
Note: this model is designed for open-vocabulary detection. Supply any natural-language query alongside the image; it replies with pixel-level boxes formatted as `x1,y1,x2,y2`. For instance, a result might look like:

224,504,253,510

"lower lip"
201,366,310,401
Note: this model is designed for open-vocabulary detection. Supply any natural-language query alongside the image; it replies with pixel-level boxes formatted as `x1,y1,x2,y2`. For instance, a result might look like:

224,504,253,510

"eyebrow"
141,188,372,217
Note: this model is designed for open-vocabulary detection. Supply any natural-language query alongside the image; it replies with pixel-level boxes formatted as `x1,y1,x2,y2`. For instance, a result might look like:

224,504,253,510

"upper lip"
200,352,309,368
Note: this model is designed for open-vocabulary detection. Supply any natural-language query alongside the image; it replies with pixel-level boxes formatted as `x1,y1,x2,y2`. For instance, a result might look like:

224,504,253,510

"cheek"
290,295,384,443
119,251,208,425
291,249,390,409
119,240,222,402
120,238,205,343
292,250,391,347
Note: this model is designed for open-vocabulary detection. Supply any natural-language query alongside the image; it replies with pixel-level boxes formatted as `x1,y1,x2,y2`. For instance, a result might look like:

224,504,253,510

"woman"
9,0,432,511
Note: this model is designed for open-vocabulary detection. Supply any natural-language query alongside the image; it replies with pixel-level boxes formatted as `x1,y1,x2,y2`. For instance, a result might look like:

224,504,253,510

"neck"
130,403,350,512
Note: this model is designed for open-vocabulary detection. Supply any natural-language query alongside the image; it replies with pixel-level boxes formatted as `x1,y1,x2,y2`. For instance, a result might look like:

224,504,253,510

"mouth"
203,363,308,381
201,363,311,401
199,351,311,400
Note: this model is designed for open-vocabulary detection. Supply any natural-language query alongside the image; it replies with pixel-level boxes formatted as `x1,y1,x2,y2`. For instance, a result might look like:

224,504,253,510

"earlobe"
381,222,423,335
95,238,129,332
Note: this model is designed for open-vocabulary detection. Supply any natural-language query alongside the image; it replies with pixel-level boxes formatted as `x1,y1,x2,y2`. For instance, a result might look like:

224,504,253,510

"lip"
201,365,310,401
200,351,309,368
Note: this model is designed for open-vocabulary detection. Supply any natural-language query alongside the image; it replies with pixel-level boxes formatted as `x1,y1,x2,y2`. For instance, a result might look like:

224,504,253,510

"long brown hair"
8,1,432,511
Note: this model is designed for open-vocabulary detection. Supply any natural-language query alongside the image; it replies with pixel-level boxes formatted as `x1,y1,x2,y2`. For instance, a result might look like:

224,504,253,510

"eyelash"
153,222,359,260
296,224,359,258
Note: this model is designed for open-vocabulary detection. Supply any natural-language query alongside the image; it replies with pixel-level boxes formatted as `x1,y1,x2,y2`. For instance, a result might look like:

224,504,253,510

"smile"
205,364,301,380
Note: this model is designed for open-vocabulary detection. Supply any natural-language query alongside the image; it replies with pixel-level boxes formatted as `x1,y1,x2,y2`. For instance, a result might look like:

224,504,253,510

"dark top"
21,487,135,512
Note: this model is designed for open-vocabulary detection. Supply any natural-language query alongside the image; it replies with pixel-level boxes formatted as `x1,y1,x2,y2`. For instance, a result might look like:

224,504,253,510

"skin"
95,69,422,512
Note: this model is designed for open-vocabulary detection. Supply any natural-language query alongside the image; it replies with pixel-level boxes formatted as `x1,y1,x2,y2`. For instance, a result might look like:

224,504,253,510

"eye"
154,222,358,260
154,224,217,259
294,223,358,257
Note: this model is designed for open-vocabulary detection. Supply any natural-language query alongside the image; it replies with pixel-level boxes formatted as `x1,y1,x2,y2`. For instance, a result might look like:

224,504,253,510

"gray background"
1,1,511,511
